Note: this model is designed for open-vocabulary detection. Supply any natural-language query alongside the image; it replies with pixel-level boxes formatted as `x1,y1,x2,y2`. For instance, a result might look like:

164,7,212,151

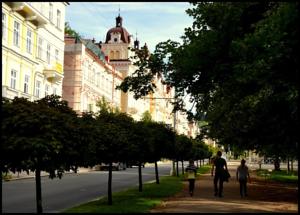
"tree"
95,106,135,204
1,96,79,213
143,121,175,184
117,2,299,166
174,134,193,176
65,21,81,39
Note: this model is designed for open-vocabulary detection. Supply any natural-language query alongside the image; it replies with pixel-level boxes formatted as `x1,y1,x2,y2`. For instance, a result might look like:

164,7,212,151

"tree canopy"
116,2,299,160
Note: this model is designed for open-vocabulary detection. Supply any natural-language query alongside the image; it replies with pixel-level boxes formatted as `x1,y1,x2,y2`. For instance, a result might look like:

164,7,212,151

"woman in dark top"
211,151,228,197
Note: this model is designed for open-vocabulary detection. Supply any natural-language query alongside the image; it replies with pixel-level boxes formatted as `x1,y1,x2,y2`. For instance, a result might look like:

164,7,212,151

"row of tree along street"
1,95,214,213
118,2,298,171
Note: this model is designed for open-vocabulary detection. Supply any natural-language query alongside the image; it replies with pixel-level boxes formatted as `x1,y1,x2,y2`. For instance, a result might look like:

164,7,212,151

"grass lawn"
255,169,298,183
63,175,183,213
63,164,211,213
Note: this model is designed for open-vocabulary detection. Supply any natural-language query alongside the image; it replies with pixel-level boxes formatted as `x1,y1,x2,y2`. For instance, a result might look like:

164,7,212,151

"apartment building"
2,2,68,100
63,36,122,114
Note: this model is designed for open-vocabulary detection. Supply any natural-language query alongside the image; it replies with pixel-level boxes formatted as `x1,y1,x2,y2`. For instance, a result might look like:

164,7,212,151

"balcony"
6,2,48,26
43,62,64,83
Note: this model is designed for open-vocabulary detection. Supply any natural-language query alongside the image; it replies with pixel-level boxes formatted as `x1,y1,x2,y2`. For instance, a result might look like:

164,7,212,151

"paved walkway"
150,161,298,213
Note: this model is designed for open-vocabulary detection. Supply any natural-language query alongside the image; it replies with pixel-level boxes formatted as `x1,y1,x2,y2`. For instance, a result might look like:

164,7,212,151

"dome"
105,27,131,44
105,15,131,44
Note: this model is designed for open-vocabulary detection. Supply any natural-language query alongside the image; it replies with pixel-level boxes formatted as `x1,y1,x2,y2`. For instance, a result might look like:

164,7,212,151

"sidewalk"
150,161,298,213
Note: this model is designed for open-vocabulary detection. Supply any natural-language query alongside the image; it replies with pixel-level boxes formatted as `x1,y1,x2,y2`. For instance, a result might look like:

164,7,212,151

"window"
13,21,20,47
49,3,53,23
24,74,30,94
35,80,41,98
88,104,93,112
26,29,32,54
55,49,59,61
38,37,43,59
2,12,6,40
53,87,57,95
47,43,51,64
10,69,17,89
92,69,95,84
56,10,61,29
45,84,49,96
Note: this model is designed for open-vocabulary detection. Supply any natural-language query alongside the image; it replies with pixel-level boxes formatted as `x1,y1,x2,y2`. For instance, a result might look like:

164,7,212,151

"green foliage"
65,22,81,40
96,96,120,115
141,110,153,122
256,169,298,183
116,2,299,160
1,96,79,178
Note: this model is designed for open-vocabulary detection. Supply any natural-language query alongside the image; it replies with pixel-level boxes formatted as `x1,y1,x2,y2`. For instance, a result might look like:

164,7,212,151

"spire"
134,31,139,49
116,4,122,27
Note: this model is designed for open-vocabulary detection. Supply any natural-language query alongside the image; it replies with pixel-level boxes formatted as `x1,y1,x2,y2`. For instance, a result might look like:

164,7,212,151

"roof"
105,15,131,44
82,39,106,62
105,26,131,44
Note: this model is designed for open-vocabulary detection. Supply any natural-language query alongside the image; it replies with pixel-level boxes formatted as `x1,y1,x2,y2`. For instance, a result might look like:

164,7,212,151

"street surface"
3,163,171,213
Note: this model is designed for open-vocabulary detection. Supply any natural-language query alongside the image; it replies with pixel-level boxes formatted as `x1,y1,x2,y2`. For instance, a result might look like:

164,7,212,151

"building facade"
2,2,68,100
63,36,122,114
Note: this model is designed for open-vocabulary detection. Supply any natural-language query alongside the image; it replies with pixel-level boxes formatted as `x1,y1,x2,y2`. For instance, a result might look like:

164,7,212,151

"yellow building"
2,2,68,100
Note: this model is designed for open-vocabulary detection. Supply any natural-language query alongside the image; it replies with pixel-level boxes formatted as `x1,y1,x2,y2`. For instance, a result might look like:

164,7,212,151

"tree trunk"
181,160,184,175
287,157,290,173
291,159,294,172
107,162,112,205
176,160,179,177
0,166,2,214
138,162,142,192
274,157,280,171
154,161,159,184
196,160,199,168
35,167,43,213
172,160,176,176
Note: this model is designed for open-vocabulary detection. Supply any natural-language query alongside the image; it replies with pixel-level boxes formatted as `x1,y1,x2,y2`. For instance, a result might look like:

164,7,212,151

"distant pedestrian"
211,151,228,197
185,159,197,196
236,159,251,197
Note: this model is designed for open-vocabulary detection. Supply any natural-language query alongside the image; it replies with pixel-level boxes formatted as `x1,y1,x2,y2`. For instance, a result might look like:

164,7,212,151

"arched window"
115,51,120,59
110,51,114,60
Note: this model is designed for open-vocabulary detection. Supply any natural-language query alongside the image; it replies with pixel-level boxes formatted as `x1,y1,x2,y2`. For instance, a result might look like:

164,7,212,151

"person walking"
211,151,228,197
185,159,197,196
236,159,251,198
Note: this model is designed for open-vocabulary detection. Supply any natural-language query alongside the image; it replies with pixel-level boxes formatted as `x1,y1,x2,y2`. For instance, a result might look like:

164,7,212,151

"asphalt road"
3,163,172,213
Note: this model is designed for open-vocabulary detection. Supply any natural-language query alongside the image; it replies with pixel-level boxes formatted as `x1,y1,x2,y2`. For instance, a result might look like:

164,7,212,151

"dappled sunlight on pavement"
150,162,298,213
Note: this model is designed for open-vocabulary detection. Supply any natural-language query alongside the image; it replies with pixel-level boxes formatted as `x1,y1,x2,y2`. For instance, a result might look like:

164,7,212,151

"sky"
65,2,194,52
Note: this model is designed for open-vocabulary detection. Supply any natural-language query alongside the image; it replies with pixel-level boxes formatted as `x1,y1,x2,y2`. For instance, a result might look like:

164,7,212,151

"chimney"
92,38,95,43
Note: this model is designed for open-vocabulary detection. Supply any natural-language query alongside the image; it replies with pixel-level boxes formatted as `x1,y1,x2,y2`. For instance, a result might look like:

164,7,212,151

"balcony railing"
43,62,63,83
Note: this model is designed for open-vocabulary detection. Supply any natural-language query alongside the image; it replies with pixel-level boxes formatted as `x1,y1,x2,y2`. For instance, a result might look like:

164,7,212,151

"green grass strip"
63,176,183,213
256,169,298,183
63,165,211,213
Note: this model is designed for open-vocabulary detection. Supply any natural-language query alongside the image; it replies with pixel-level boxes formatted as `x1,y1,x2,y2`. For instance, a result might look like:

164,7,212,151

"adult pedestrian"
236,159,251,197
211,151,228,197
185,159,197,196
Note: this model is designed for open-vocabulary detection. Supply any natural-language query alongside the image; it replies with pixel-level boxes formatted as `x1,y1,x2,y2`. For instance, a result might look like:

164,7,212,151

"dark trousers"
188,179,195,193
214,173,224,196
239,179,247,197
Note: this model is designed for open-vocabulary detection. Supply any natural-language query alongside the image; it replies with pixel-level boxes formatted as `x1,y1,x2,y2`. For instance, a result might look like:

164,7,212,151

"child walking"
236,159,251,197
185,159,197,196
